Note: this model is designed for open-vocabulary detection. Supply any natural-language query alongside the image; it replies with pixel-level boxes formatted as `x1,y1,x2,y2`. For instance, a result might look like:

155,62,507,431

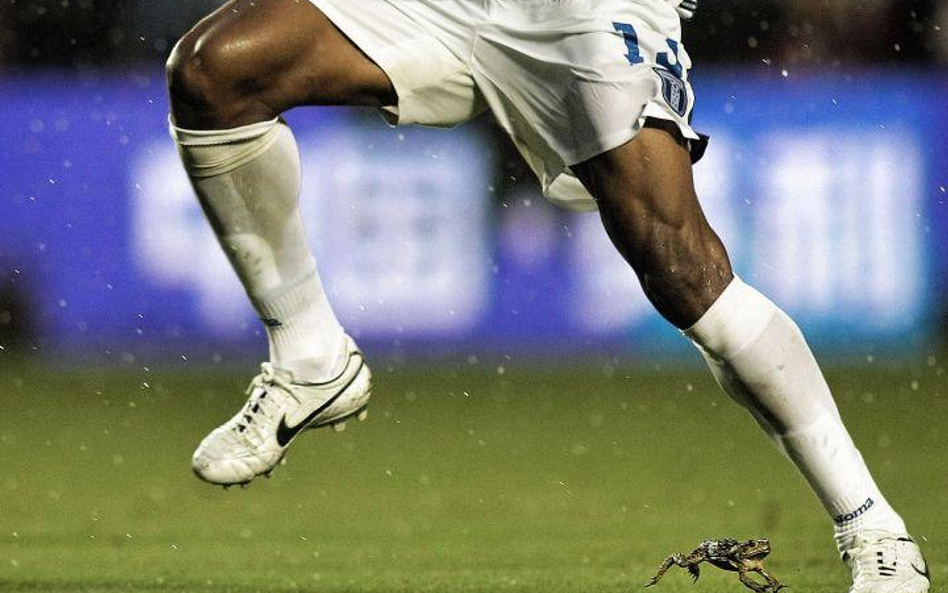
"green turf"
0,357,945,592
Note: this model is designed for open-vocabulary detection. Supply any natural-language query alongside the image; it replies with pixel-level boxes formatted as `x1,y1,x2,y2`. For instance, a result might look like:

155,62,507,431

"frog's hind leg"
737,568,771,593
645,554,680,587
687,563,701,584
646,554,697,587
753,565,786,592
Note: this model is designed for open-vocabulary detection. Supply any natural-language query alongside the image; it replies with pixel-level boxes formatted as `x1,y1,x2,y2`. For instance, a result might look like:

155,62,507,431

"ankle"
834,497,907,550
277,335,349,382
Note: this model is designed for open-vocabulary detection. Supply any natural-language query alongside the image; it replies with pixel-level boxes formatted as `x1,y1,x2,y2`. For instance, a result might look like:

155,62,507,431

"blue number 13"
613,22,684,79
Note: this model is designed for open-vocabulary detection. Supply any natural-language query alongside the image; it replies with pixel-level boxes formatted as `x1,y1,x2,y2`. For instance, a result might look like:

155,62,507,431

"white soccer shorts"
310,0,705,211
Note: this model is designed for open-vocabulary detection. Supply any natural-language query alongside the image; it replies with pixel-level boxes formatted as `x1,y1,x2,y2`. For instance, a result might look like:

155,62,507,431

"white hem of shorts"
545,103,701,212
560,106,700,167
560,126,642,167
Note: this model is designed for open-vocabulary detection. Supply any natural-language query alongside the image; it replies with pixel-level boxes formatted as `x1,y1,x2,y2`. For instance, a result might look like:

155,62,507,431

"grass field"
0,357,945,592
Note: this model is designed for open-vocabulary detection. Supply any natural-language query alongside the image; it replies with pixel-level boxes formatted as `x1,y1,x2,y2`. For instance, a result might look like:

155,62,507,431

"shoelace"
231,363,300,437
847,535,899,584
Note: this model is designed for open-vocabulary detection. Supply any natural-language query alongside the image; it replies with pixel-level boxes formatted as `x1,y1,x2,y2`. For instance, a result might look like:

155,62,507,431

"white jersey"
311,0,704,211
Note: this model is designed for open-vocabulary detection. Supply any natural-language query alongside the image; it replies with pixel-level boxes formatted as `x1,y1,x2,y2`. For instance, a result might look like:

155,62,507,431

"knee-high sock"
684,277,906,549
170,118,345,380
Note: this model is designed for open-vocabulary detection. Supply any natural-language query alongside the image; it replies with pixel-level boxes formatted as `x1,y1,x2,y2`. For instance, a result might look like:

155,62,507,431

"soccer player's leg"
571,124,930,593
168,0,386,485
165,0,392,486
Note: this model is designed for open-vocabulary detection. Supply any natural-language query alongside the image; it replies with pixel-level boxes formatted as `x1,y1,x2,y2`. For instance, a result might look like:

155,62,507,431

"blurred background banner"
0,70,945,361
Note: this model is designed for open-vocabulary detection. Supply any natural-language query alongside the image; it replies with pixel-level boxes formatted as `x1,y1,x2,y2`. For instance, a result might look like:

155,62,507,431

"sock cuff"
169,117,286,178
683,276,777,360
168,116,280,145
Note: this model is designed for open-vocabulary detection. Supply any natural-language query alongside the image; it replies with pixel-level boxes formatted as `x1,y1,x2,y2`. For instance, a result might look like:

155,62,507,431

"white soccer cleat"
191,337,371,486
841,531,931,593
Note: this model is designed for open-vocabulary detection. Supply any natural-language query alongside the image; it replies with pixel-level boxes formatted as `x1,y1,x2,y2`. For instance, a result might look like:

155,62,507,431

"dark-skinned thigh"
168,0,396,127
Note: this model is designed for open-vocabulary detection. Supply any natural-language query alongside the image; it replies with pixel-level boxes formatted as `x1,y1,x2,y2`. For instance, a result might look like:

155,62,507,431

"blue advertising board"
0,71,945,361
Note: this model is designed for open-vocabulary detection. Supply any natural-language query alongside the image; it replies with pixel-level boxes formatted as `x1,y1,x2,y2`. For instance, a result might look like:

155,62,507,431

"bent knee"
166,25,281,127
167,30,239,110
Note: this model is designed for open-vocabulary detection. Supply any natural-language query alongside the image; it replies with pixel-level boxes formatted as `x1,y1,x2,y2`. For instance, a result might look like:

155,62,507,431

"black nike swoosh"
911,561,930,581
275,354,364,447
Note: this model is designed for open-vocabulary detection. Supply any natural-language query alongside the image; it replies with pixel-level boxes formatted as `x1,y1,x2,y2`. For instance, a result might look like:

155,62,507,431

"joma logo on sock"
834,498,875,524
261,318,283,328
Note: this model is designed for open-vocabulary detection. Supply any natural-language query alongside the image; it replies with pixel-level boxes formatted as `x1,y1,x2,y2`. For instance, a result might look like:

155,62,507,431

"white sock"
170,118,346,381
684,277,907,549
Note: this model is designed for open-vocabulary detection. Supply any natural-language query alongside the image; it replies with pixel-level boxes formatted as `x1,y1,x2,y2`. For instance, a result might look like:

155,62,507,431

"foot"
841,531,930,593
191,336,372,486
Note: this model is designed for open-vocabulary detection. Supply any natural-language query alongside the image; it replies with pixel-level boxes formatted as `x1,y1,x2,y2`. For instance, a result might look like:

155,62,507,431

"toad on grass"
646,538,786,592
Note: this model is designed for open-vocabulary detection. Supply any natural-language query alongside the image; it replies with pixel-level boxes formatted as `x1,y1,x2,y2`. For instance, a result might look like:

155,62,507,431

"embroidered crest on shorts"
653,67,688,117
